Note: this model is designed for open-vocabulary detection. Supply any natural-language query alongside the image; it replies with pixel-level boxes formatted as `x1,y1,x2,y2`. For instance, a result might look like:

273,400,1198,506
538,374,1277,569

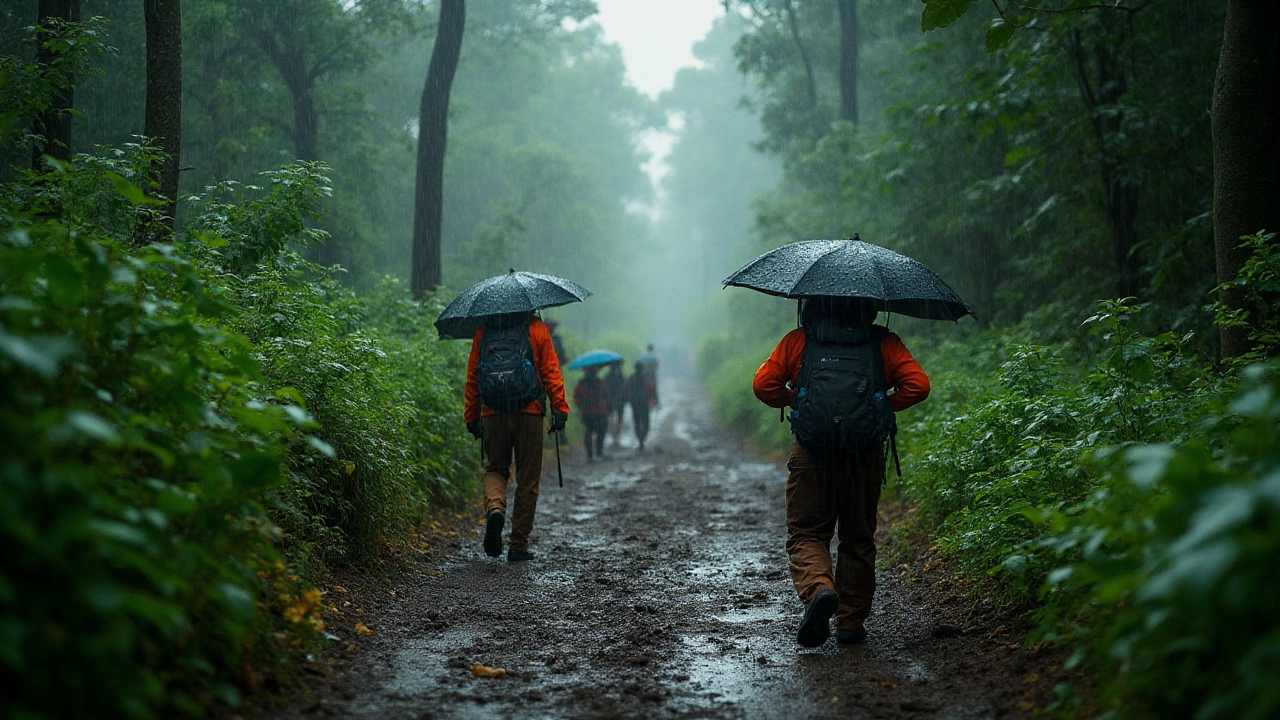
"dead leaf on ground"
353,622,375,636
333,586,348,593
1018,700,1036,711
879,681,897,690
470,664,506,679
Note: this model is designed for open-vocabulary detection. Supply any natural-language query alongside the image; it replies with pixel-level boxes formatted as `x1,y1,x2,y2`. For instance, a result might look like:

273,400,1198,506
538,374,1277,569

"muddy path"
259,377,1066,719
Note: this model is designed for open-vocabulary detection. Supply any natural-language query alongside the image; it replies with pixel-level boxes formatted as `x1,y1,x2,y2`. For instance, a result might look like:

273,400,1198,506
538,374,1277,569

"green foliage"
897,301,1218,603
697,333,793,455
0,143,474,717
0,15,112,152
1033,362,1280,719
1214,232,1280,363
921,0,974,32
0,151,311,717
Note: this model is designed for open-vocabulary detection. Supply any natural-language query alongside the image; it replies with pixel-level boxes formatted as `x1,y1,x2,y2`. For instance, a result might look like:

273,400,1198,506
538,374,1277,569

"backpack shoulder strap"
869,325,889,393
797,326,822,389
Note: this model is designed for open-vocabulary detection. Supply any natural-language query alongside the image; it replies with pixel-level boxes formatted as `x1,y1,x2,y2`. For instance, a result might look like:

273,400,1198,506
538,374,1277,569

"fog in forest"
7,2,1280,718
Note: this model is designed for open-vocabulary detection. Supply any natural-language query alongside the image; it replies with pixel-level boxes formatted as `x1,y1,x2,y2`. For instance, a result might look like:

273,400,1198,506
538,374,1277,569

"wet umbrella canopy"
434,269,591,339
722,236,972,321
566,349,625,370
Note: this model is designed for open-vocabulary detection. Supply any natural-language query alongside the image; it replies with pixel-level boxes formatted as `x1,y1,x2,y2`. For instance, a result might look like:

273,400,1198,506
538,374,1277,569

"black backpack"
788,322,896,452
477,320,543,412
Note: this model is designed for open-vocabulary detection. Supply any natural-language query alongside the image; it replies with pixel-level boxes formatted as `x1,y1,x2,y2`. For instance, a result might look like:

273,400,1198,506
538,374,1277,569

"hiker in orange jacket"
465,312,569,562
753,298,930,647
573,366,610,460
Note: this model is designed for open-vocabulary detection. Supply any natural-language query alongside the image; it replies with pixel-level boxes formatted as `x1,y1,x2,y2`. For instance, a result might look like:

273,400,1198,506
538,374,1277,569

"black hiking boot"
797,588,839,648
836,626,867,645
483,510,504,558
507,548,534,562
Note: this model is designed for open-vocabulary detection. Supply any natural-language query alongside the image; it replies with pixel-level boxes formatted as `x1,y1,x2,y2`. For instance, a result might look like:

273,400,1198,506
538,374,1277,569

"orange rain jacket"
753,327,931,413
464,318,570,423
573,375,610,416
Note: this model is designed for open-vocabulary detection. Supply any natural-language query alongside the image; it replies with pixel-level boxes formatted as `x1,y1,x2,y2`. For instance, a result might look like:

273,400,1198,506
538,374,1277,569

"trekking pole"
554,429,564,488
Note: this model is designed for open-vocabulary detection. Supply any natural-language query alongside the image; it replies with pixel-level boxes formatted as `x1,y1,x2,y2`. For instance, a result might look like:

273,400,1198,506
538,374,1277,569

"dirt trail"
259,377,1064,719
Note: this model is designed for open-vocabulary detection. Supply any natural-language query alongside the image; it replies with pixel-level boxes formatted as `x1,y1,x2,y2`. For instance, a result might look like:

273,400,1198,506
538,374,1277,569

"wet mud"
256,378,1066,719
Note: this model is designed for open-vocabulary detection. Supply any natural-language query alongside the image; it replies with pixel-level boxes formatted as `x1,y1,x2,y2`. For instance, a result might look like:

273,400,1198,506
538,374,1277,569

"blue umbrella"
566,349,624,370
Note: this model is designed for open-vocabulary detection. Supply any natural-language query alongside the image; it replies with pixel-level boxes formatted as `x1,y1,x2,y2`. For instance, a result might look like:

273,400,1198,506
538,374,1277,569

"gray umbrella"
722,236,972,321
434,269,591,339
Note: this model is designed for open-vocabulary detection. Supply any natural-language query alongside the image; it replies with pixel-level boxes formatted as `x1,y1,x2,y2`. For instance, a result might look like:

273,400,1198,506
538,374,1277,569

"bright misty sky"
592,0,726,99
591,0,727,213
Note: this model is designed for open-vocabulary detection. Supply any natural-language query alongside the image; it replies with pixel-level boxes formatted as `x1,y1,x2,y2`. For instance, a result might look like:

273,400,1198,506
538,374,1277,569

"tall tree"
144,0,182,227
30,0,81,168
237,0,390,265
835,0,858,123
1066,18,1140,299
412,0,465,297
1213,0,1280,359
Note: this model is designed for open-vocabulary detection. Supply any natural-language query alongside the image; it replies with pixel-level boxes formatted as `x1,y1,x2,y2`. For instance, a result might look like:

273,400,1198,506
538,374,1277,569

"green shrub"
1214,231,1280,363
1034,361,1280,719
0,150,317,718
0,149,476,717
697,333,793,455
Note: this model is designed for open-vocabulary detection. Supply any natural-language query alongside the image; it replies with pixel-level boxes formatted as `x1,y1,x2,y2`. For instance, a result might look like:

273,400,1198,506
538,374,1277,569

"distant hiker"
603,362,626,445
465,312,569,562
753,298,930,647
626,361,656,451
573,366,609,460
637,343,660,406
546,319,568,366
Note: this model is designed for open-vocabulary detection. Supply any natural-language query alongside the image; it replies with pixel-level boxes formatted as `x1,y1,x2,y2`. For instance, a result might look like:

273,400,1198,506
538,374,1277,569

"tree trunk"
412,0,466,297
783,0,816,110
30,0,81,169
287,82,319,164
144,0,182,229
835,0,859,124
1067,26,1141,299
1213,0,1280,359
250,22,330,263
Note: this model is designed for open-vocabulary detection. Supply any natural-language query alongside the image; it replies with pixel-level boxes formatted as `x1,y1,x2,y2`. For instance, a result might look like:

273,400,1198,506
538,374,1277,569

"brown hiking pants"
481,413,544,552
785,442,884,631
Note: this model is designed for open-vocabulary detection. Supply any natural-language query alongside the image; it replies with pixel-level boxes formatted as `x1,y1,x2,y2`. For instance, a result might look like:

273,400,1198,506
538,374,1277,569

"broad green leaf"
921,0,973,31
1003,145,1032,167
986,18,1015,52
0,330,74,379
307,435,336,458
44,255,84,308
66,410,121,445
230,451,281,489
106,171,164,207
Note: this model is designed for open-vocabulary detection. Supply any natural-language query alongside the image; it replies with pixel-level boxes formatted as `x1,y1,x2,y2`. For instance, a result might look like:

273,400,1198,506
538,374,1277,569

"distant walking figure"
753,298,930,647
637,343,660,406
465,312,568,562
573,366,609,460
626,361,656,451
604,362,626,446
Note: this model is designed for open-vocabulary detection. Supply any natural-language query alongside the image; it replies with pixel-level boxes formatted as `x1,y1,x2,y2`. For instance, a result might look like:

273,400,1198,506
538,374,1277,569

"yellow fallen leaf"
353,622,375,636
470,664,506,679
879,681,897,690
